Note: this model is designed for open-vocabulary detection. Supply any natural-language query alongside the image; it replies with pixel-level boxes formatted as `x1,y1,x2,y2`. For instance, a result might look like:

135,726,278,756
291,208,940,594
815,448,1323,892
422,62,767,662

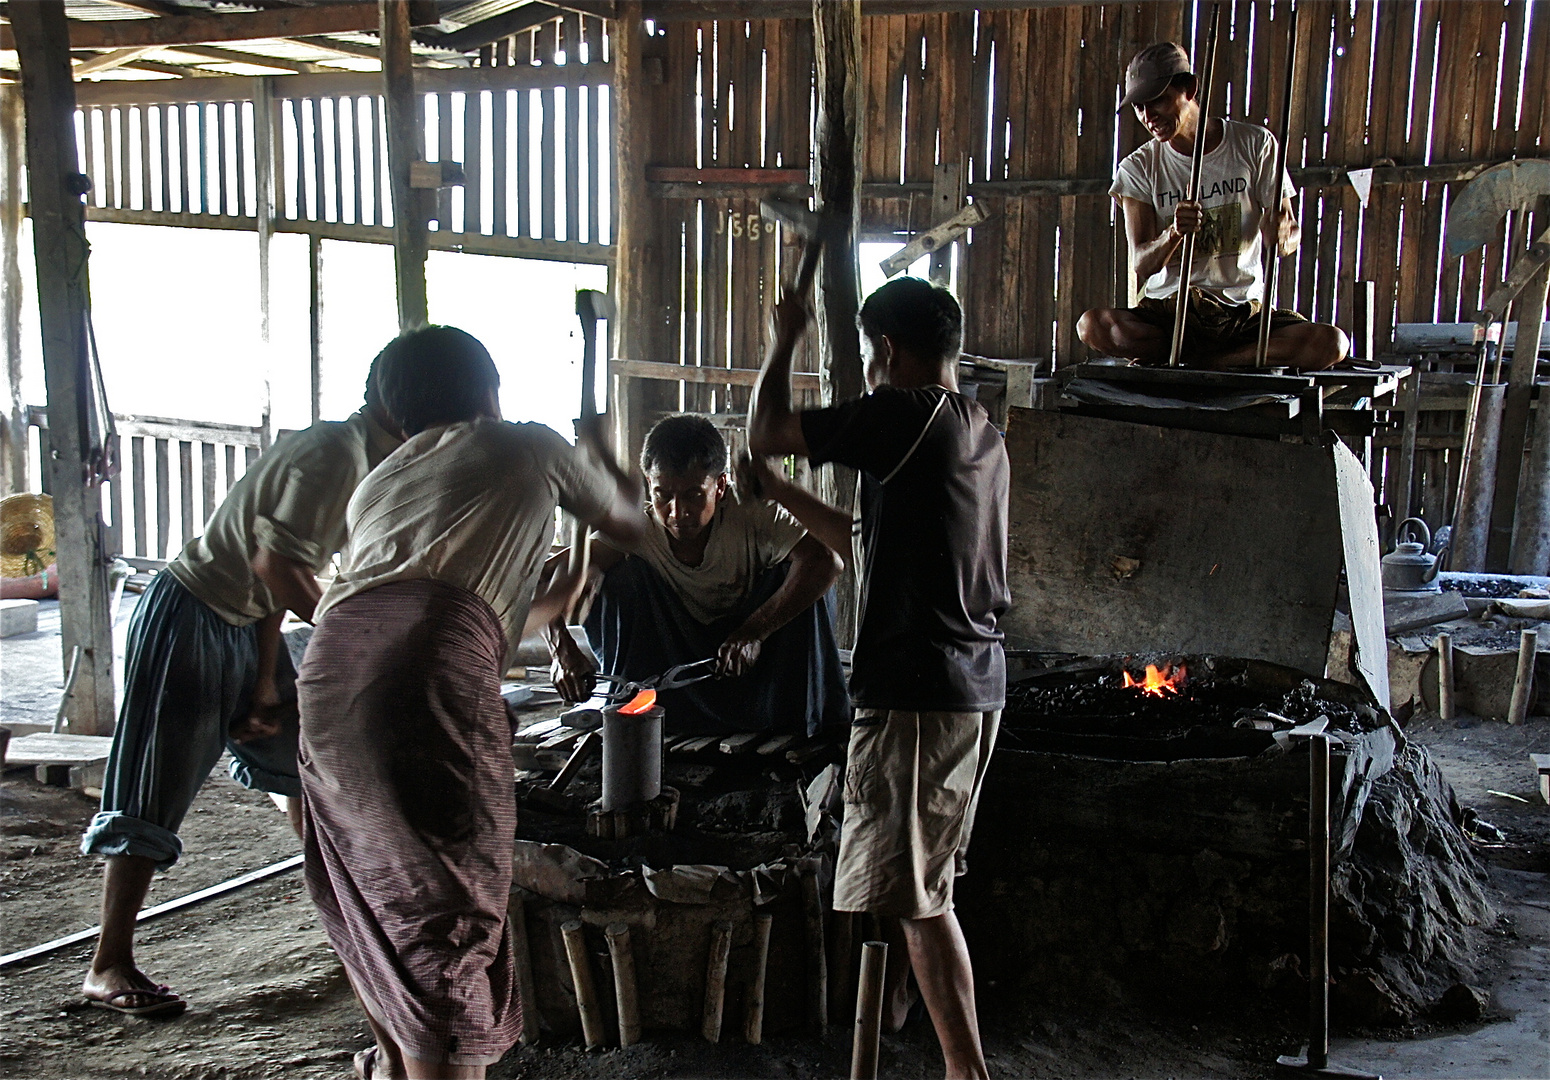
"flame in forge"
1122,662,1188,697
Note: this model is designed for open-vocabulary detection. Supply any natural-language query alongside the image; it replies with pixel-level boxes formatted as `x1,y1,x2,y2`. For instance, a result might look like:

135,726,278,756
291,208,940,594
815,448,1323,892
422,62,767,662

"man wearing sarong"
79,367,402,1017
1076,42,1348,371
298,325,646,1080
749,274,1009,1080
545,413,848,736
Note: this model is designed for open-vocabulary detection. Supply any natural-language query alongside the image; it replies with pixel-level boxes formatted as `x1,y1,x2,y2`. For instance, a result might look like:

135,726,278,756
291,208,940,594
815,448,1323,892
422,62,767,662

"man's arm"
717,532,842,676
1262,196,1300,257
1121,195,1204,284
229,610,288,744
748,288,814,459
536,544,625,702
252,547,323,623
742,453,853,566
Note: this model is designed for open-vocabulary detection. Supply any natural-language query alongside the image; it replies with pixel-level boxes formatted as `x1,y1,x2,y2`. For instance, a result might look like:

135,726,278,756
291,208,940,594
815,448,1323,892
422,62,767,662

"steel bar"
1168,3,1222,367
0,854,303,970
1256,3,1298,369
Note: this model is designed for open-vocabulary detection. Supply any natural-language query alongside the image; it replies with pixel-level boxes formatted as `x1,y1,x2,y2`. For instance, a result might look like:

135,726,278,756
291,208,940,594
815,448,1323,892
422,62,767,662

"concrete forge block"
0,598,38,638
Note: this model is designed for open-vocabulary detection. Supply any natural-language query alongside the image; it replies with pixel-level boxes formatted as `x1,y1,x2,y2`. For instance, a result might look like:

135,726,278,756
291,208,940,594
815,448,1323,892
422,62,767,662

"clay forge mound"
956,655,1496,1026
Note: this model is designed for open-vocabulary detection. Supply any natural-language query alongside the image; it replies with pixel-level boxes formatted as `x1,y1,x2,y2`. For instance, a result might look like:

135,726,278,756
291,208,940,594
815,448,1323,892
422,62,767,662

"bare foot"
884,972,920,1034
355,1045,407,1079
82,963,185,1015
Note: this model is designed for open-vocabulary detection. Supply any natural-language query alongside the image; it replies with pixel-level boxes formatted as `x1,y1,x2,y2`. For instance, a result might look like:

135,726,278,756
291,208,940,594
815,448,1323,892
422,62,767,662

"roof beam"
163,44,322,75
72,46,157,77
639,0,1086,18
0,2,440,51
430,2,563,53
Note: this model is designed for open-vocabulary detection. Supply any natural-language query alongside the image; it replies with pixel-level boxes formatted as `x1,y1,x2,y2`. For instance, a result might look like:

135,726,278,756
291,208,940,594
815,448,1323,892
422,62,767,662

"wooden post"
1452,383,1505,571
1437,632,1455,722
701,920,734,1043
561,919,605,1050
12,0,116,735
610,0,656,461
1507,628,1538,726
254,75,276,444
604,922,641,1048
510,895,538,1046
744,912,773,1045
1,84,26,495
928,161,964,289
309,234,323,423
812,0,864,648
381,0,429,329
1508,258,1550,572
850,940,888,1080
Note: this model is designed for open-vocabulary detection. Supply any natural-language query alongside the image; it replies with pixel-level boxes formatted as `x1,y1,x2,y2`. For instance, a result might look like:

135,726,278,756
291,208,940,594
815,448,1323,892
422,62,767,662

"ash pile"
956,655,1495,1026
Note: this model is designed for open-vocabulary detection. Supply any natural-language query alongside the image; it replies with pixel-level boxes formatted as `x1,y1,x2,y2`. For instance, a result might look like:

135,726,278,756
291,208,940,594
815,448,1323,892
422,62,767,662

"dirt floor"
1,712,1547,1079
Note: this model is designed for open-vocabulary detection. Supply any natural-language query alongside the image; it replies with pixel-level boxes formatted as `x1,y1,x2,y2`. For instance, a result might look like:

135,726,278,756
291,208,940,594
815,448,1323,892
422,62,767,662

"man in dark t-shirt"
748,274,1008,1080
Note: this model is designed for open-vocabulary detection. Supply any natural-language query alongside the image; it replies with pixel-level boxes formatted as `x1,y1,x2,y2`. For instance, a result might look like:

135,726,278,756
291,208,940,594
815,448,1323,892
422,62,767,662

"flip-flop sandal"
87,985,186,1018
353,1046,379,1079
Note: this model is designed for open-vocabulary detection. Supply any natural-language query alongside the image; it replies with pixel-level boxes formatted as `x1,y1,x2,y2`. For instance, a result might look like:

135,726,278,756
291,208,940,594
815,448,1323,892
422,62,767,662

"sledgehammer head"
575,289,616,322
1445,159,1550,260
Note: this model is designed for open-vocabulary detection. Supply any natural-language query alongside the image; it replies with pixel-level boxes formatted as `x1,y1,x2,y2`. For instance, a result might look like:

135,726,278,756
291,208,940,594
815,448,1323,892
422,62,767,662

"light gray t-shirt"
317,418,615,661
597,489,806,626
1111,119,1295,304
166,410,400,626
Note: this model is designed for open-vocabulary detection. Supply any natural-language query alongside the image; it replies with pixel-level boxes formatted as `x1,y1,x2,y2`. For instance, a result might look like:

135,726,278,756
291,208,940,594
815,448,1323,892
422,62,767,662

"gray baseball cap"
1118,42,1193,110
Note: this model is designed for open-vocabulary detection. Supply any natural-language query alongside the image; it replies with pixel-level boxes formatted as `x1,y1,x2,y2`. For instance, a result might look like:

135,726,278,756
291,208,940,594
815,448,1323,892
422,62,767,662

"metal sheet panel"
1003,409,1341,677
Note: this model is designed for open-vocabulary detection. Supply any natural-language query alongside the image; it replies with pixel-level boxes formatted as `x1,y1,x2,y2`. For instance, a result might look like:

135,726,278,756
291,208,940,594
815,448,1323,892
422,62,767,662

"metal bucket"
600,704,663,812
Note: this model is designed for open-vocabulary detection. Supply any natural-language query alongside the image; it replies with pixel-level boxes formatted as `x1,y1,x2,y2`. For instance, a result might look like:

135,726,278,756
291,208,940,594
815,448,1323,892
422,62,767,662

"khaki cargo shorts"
833,708,1001,920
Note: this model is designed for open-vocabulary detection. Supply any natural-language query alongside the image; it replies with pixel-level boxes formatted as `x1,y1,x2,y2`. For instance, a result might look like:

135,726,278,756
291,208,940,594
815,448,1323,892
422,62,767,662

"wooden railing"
26,406,267,565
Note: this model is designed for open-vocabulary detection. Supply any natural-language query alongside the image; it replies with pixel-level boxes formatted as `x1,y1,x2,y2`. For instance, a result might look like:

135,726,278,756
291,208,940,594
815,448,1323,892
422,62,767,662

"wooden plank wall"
629,15,822,439
66,12,614,261
631,0,1546,396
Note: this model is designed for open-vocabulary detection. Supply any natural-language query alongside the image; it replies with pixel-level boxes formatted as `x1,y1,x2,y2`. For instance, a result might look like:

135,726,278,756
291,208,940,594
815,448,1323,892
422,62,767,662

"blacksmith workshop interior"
1,1,1549,1078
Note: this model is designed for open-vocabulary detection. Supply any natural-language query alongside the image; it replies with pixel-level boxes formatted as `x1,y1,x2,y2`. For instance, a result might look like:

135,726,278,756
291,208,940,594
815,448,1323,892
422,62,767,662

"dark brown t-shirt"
801,385,1009,712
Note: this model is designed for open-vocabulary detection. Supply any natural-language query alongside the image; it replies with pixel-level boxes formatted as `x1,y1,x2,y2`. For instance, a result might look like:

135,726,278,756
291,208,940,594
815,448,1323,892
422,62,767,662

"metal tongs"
597,657,721,703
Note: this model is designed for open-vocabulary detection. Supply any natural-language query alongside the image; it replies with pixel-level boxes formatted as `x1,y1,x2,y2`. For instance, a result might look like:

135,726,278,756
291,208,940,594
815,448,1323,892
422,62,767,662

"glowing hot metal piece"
619,689,658,715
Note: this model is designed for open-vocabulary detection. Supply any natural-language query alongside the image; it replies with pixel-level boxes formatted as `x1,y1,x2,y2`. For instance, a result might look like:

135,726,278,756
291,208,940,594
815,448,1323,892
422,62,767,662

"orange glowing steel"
619,689,658,714
1122,663,1187,697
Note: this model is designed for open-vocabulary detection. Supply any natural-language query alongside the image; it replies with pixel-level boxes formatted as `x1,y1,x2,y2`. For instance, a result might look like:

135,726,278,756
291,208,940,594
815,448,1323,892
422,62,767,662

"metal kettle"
1381,517,1441,594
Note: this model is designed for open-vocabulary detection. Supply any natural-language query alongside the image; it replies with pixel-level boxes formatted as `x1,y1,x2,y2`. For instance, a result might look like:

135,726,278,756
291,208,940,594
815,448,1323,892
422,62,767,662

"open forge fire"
1122,662,1187,697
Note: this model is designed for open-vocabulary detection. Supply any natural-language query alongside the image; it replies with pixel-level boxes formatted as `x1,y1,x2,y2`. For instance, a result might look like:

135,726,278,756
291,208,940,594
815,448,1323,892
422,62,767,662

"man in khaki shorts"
749,274,1009,1080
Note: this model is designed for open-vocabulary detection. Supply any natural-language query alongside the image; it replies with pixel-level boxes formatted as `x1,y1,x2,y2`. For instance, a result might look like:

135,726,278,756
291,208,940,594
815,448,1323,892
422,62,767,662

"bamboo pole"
561,920,605,1049
510,896,538,1046
380,0,428,328
744,912,773,1045
1167,2,1221,368
1437,632,1455,721
849,940,888,1080
701,920,734,1043
800,861,828,1035
605,922,641,1048
1,84,24,496
1508,629,1538,726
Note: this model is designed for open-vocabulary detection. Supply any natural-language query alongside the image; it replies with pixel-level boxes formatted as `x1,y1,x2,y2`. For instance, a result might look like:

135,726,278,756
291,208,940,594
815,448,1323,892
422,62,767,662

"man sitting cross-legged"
1077,42,1348,371
547,415,848,737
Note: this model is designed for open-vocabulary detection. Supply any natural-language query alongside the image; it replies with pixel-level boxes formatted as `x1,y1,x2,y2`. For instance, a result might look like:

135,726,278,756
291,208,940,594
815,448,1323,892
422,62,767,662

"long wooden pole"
849,940,888,1080
1167,3,1221,368
812,0,865,647
12,0,117,735
254,75,277,442
381,0,428,329
1508,256,1550,571
1,84,25,495
1254,3,1297,369
611,0,651,459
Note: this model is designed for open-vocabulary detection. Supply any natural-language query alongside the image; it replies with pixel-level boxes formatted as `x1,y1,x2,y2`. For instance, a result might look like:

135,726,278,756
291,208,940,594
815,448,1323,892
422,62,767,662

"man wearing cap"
1077,42,1349,371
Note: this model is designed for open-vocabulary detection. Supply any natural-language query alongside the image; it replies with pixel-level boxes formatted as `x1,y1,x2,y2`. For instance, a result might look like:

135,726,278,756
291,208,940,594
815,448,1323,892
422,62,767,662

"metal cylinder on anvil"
600,702,663,812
